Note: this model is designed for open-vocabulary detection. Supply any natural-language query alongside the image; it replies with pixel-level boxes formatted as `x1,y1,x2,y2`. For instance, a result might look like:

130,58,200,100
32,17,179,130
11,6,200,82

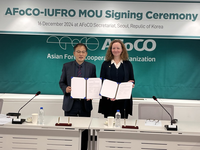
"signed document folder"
71,77,102,99
100,79,133,99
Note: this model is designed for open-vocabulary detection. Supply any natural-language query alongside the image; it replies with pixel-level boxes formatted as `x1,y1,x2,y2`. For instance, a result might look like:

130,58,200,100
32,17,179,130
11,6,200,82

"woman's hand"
107,97,116,101
128,80,135,88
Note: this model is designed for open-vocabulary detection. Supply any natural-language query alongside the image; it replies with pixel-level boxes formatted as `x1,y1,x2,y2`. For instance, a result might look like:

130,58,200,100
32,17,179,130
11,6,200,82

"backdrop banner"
0,34,200,99
0,0,200,38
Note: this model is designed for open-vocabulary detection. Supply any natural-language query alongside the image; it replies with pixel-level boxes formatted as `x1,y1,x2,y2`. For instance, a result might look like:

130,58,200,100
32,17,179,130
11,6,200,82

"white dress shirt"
111,59,123,69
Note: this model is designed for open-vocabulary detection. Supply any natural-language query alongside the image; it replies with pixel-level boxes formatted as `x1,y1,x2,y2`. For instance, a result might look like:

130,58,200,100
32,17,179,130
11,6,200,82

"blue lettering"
13,8,19,15
61,9,67,17
5,7,12,15
26,8,32,16
19,10,25,15
55,9,61,16
32,8,40,16
105,10,111,18
79,9,87,17
68,9,76,17
146,11,153,19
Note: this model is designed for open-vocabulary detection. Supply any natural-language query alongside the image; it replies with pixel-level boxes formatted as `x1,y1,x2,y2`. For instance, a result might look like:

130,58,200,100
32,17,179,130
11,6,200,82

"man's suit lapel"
84,61,89,78
68,61,76,86
84,62,87,77
72,61,76,76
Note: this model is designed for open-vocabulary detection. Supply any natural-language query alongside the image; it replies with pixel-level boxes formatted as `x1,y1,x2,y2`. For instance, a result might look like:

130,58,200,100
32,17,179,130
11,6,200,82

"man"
59,43,96,150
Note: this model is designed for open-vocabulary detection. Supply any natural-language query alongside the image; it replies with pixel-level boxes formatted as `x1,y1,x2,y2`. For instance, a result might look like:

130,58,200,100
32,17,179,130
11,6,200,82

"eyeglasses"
145,119,160,125
75,51,87,54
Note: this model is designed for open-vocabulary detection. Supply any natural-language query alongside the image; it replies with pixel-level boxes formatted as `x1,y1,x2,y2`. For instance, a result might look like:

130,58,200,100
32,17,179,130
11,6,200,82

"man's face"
73,45,87,65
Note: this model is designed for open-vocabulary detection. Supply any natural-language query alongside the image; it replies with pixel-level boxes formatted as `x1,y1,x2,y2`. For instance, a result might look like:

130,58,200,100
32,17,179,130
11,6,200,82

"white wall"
1,93,200,122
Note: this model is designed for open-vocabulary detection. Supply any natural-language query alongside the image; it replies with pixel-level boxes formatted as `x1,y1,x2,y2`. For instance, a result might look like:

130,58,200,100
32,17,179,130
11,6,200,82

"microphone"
7,91,41,124
152,96,178,131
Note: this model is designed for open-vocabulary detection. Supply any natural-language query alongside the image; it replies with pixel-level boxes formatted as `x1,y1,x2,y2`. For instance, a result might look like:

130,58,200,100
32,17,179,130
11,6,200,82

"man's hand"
66,86,71,93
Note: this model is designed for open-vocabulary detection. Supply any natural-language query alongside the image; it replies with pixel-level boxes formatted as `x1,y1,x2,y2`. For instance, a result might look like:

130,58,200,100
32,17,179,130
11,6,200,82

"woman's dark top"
98,60,135,118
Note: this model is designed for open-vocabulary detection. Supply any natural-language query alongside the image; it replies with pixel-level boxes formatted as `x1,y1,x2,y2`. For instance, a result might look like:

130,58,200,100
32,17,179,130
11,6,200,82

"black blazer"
59,61,96,112
98,60,135,116
100,60,134,82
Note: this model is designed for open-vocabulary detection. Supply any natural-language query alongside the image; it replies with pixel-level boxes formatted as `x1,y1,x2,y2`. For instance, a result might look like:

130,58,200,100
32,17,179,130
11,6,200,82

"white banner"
1,0,200,38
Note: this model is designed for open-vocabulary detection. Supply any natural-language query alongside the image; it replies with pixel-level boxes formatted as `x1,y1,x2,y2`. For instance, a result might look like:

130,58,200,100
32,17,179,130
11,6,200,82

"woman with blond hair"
98,39,135,118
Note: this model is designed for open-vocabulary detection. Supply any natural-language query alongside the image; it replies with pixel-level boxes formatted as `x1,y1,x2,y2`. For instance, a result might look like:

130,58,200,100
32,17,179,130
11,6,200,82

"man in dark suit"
59,43,96,150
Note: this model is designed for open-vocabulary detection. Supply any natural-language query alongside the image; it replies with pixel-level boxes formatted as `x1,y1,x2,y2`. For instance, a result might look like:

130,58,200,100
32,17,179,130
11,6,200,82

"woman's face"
111,42,122,58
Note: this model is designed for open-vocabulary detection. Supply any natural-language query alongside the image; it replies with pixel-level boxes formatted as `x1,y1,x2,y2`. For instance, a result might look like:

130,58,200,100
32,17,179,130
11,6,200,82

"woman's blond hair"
105,39,129,61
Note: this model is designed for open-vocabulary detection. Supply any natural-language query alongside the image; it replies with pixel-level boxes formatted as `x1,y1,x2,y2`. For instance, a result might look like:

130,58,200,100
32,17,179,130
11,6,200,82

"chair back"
0,99,3,113
138,103,174,120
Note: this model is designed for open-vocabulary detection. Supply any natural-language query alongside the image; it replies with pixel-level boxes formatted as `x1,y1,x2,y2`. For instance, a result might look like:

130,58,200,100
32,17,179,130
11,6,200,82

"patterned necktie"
77,65,82,77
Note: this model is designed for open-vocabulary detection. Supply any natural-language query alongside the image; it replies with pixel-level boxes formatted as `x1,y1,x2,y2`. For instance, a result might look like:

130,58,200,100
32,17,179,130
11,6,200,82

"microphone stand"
153,96,178,131
7,91,41,124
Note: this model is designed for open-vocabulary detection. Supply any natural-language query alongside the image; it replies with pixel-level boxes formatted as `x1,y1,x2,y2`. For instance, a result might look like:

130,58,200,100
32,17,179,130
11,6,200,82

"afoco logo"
47,36,99,51
47,36,156,52
102,39,156,52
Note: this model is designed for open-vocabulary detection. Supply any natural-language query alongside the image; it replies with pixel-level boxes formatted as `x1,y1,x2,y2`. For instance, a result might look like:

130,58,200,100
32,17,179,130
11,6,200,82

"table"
0,116,91,150
1,116,200,150
90,118,200,150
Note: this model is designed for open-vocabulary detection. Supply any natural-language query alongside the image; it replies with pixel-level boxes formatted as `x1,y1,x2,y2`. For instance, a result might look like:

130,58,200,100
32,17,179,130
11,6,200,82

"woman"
98,39,135,118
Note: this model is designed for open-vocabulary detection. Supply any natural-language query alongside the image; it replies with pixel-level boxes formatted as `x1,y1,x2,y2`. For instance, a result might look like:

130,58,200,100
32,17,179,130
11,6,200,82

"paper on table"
100,79,118,99
71,77,86,99
86,78,102,99
0,114,12,125
115,82,133,99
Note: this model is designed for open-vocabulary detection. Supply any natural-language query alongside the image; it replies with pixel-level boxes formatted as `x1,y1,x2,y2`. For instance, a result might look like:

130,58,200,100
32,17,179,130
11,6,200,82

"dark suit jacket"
100,60,134,82
59,61,96,112
98,60,135,116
